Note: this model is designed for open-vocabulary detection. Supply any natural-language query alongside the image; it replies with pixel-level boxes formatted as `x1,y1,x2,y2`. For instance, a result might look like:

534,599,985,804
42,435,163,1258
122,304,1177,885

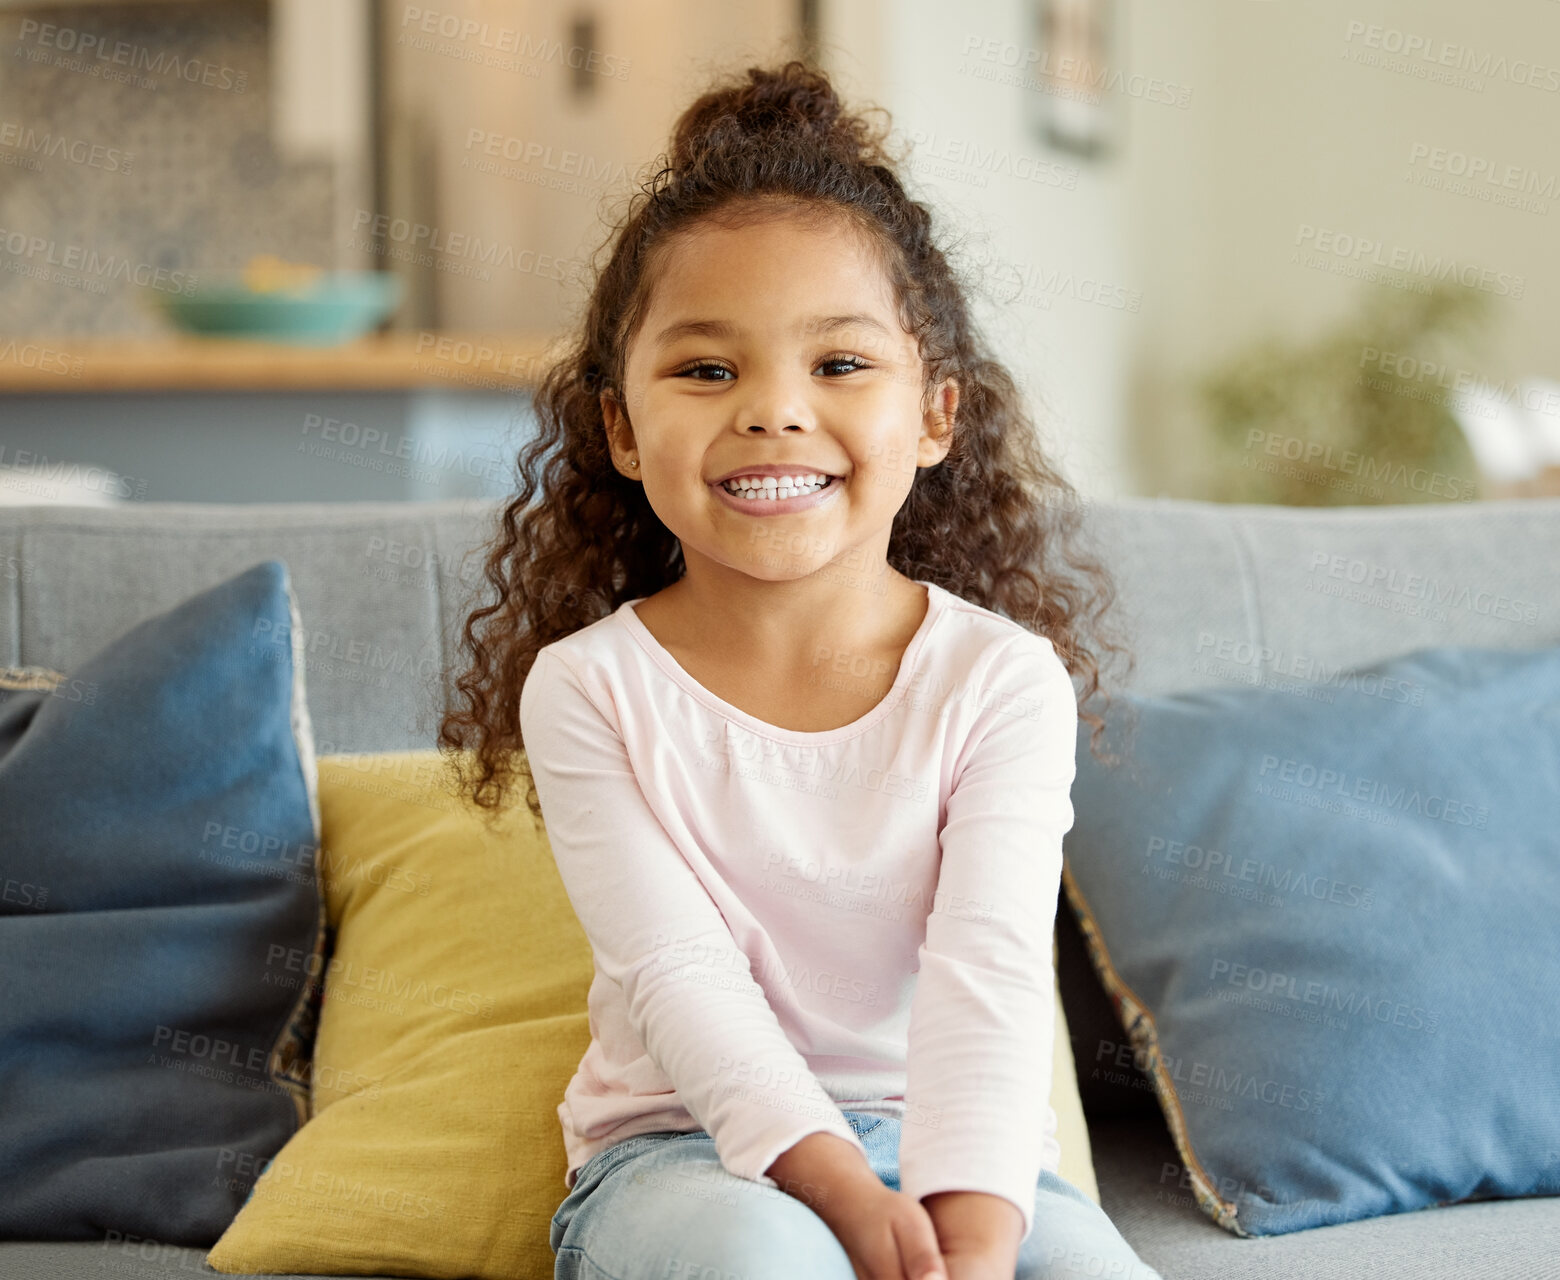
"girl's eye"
672,355,872,382
675,362,734,382
818,355,871,376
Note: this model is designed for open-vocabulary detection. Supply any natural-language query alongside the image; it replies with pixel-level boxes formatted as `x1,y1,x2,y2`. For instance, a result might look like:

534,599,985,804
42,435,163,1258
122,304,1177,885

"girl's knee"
1018,1237,1161,1280
658,1182,854,1280
563,1149,854,1280
1017,1177,1161,1280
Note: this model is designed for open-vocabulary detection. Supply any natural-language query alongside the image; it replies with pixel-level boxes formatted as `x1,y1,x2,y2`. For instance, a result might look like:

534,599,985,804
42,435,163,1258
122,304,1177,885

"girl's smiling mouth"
709,473,842,514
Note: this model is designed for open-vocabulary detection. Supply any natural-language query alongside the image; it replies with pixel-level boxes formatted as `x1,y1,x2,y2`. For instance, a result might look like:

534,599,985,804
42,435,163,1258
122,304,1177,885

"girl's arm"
898,634,1080,1255
519,648,872,1187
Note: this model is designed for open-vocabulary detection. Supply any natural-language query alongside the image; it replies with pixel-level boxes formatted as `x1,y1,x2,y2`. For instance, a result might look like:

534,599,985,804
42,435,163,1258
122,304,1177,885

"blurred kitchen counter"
0,331,560,393
0,332,560,503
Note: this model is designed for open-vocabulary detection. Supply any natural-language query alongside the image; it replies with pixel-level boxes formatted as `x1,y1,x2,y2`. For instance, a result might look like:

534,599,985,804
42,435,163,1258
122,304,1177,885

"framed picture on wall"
1025,0,1117,160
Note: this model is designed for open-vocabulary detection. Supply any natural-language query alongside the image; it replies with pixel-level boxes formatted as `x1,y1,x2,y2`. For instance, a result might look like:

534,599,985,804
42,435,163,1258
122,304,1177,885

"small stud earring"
628,459,638,468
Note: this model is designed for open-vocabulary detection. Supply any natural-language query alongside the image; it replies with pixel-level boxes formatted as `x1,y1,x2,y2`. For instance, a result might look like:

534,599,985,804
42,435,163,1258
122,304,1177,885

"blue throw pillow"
0,560,325,1245
1061,642,1560,1236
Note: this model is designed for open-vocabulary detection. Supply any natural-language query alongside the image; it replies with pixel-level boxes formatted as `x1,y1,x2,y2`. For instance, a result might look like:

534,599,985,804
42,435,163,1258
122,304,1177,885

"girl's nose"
730,372,816,436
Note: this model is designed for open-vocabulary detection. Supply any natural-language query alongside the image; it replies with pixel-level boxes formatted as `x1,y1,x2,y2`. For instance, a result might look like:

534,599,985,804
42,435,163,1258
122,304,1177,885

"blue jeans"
550,1110,1163,1279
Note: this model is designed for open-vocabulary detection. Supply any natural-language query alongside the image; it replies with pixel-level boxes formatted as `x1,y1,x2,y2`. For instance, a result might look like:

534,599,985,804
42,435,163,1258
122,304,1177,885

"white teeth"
721,473,830,499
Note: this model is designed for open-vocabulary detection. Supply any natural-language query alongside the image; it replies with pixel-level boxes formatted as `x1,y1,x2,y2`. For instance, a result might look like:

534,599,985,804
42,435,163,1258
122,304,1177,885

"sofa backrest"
6,496,1556,749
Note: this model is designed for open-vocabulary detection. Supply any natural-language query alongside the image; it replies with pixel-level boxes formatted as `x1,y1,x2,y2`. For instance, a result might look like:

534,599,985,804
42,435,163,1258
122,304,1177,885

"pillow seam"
261,564,326,1131
1060,861,1249,1238
0,665,66,690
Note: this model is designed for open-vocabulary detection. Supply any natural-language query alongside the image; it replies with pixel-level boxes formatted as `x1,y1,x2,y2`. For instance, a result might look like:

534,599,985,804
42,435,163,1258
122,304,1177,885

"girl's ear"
919,376,959,467
601,389,624,444
600,390,637,474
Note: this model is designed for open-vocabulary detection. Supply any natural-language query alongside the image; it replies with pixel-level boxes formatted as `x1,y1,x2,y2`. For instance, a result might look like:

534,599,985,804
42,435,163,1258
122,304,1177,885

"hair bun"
668,59,886,174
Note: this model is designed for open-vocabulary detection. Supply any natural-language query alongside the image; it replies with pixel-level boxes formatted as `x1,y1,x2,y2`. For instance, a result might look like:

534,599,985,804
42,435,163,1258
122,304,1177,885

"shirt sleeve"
897,634,1078,1245
518,646,869,1188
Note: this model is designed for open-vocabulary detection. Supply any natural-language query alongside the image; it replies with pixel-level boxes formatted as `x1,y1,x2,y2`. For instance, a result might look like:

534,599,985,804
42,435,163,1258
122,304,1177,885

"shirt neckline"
617,579,946,745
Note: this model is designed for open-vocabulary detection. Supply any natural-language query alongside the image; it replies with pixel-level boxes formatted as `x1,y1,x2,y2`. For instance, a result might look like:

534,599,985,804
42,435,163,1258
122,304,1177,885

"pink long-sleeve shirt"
517,577,1079,1243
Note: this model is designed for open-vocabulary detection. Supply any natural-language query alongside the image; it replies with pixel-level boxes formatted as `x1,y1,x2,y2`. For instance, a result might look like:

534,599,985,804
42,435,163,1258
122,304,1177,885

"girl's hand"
922,1190,1023,1280
923,1184,1023,1272
815,1179,949,1280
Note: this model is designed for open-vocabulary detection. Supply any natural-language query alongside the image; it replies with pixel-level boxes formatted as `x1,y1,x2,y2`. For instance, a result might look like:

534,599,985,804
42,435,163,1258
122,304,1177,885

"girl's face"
602,209,957,585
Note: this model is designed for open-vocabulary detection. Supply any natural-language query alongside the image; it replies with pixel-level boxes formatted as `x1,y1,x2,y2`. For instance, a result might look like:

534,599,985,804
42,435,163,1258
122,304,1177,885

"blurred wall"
1124,0,1560,498
821,0,1141,501
821,0,1560,501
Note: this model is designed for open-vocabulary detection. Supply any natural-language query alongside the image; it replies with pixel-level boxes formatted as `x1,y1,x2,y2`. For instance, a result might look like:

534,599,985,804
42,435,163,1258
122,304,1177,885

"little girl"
441,59,1158,1280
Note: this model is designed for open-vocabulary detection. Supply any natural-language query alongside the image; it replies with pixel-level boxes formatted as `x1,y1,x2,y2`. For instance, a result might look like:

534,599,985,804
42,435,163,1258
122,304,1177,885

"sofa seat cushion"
1094,1111,1560,1280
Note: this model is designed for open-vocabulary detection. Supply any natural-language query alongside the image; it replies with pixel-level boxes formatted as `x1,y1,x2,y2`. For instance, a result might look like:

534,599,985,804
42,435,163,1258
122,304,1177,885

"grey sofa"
3,495,1558,1280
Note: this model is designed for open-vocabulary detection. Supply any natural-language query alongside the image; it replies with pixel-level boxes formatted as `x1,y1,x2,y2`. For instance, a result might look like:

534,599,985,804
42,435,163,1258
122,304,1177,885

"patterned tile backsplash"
0,1,340,335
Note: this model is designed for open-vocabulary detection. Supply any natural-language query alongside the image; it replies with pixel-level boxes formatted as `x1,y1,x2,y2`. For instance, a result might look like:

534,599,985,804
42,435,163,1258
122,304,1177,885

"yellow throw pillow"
206,751,1098,1280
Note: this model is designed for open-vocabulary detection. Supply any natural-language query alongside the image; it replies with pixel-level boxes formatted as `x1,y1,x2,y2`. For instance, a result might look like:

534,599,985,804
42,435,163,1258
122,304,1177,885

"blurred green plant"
1200,281,1492,505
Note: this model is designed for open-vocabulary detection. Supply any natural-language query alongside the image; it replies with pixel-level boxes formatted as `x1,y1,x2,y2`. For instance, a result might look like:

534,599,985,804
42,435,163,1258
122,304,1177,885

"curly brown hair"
439,58,1135,820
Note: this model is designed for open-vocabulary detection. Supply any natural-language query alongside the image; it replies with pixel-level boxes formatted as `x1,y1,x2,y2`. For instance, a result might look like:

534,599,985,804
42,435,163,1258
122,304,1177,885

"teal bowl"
146,270,403,345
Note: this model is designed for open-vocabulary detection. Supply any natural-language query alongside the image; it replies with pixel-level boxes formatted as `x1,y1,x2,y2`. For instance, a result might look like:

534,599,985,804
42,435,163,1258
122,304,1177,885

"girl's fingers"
892,1208,949,1280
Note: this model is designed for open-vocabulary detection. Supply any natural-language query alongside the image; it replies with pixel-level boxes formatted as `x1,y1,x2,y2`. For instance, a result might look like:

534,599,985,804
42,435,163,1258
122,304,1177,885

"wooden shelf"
0,331,562,393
